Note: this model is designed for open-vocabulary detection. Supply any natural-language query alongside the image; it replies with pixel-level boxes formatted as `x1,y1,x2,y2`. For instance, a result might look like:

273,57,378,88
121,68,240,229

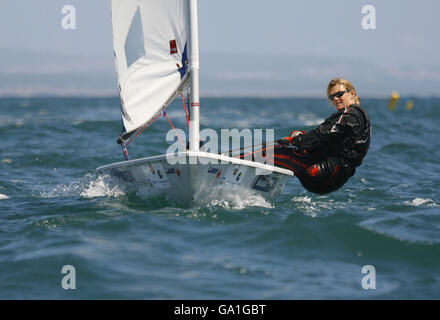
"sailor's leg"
271,146,316,177
301,157,351,194
271,147,350,194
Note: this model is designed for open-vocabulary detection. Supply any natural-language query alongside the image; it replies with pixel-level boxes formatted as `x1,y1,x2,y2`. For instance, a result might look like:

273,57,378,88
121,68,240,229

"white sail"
111,0,189,137
99,1,293,206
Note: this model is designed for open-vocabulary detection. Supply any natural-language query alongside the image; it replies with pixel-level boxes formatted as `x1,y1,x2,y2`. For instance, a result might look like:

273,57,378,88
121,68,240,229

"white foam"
206,194,272,210
292,196,312,203
0,194,10,200
290,195,347,217
404,198,439,207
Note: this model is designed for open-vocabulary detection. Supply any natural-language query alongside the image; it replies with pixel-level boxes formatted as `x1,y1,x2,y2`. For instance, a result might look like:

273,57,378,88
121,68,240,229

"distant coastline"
1,48,440,98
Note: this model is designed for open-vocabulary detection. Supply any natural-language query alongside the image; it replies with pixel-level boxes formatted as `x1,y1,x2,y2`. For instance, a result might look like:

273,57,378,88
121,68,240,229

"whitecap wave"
404,198,439,207
298,113,324,126
0,194,10,200
0,116,25,128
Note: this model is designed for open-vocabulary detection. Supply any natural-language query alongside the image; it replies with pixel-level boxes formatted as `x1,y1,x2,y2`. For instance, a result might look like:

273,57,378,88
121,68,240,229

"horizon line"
1,93,438,100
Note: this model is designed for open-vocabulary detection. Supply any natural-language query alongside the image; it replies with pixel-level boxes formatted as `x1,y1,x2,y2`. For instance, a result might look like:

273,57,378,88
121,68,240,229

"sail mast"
188,0,200,152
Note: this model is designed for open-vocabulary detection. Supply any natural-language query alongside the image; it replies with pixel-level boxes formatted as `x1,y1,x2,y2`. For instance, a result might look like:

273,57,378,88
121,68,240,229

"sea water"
0,97,439,299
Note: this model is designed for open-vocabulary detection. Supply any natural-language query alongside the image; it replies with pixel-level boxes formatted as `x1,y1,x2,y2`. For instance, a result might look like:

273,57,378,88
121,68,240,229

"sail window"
125,8,145,68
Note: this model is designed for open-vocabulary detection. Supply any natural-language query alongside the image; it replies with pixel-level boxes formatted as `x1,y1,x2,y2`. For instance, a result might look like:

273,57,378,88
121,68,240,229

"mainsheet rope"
122,93,281,162
180,93,190,129
162,110,186,149
238,144,276,160
121,93,190,159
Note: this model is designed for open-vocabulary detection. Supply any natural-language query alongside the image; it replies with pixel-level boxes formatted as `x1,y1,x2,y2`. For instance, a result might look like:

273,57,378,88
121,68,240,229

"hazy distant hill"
0,48,116,96
0,48,439,97
201,53,440,97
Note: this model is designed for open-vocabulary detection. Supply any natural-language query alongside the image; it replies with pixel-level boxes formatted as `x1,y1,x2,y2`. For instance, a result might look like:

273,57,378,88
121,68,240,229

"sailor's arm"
291,112,361,152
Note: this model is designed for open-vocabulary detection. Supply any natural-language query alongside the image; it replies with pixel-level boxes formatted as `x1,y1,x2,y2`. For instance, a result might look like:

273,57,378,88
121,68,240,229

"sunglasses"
329,90,347,101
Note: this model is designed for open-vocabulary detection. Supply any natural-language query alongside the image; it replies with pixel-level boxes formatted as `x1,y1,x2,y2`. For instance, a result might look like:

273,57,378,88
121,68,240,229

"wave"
0,116,25,128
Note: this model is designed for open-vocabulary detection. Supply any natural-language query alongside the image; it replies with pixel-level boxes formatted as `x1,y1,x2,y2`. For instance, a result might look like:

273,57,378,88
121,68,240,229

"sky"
0,0,439,97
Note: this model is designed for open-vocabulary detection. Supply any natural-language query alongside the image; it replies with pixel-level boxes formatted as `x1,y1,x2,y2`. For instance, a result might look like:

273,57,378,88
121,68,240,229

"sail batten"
111,0,189,138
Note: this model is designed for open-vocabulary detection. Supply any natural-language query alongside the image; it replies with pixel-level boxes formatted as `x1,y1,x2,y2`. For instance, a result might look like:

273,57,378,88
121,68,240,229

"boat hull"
97,151,293,205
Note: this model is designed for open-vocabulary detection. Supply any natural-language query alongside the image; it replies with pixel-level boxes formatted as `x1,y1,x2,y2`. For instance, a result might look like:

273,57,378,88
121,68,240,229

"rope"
221,141,276,156
125,112,161,147
120,96,189,159
122,144,129,160
163,110,186,149
180,93,190,128
239,144,276,160
125,93,189,147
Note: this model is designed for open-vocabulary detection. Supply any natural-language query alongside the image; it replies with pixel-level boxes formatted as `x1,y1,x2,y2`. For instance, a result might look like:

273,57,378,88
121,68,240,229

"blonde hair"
327,78,360,105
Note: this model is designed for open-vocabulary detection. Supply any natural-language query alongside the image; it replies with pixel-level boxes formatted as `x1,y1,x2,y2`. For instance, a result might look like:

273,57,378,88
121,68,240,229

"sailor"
273,78,371,194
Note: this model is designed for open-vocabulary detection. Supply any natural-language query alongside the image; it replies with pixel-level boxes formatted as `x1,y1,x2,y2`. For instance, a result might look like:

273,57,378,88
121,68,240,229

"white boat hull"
97,151,293,205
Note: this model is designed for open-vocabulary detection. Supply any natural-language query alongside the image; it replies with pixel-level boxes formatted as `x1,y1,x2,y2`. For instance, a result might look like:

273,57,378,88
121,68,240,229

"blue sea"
0,96,439,299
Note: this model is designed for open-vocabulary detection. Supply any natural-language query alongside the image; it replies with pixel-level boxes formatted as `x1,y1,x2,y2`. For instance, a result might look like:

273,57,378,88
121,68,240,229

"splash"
80,174,125,198
291,196,318,217
40,173,125,199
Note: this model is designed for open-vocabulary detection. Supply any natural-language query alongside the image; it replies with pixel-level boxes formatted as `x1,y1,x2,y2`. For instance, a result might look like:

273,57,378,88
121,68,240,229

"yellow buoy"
406,100,414,110
388,91,400,111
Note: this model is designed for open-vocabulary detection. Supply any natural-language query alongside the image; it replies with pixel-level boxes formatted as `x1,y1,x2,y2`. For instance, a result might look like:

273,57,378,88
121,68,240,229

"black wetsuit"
273,104,371,194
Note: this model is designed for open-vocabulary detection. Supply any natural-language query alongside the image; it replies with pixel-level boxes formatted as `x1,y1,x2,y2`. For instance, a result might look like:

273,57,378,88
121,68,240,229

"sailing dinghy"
97,0,293,205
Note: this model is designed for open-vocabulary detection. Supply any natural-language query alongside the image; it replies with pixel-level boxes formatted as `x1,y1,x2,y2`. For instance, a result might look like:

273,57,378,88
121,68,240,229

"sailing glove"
290,130,305,137
277,130,305,147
